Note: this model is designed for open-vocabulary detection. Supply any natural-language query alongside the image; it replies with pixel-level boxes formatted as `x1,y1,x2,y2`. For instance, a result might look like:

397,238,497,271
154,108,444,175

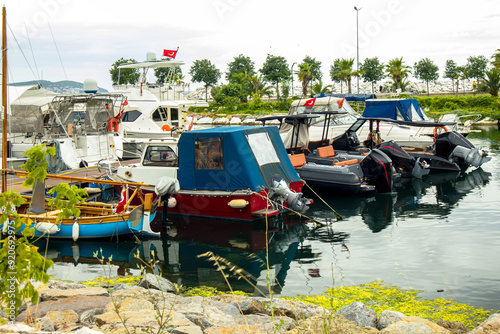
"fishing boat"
107,126,312,221
1,171,160,240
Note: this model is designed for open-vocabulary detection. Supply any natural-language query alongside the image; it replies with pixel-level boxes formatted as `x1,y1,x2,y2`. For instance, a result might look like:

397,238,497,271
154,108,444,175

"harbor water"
40,125,500,311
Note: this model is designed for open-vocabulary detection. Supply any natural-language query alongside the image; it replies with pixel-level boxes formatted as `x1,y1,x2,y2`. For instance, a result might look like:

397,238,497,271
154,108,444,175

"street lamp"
291,62,297,97
354,6,361,94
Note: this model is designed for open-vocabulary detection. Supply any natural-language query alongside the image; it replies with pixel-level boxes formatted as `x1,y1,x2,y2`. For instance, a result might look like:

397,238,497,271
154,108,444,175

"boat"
108,126,312,221
286,96,435,148
259,114,398,194
1,171,161,240
7,84,125,171
334,117,491,173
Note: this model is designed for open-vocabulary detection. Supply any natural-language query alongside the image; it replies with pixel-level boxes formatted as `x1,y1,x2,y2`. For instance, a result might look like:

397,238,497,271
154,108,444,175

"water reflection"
308,167,491,233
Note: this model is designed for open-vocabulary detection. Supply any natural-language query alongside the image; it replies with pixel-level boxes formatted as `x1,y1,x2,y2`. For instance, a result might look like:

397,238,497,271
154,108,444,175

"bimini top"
363,99,430,122
178,126,300,191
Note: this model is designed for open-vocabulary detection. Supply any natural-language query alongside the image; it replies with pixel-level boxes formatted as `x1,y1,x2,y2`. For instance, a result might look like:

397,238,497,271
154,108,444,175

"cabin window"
171,108,178,122
195,138,223,170
122,109,142,122
143,146,178,167
247,132,279,166
152,107,169,122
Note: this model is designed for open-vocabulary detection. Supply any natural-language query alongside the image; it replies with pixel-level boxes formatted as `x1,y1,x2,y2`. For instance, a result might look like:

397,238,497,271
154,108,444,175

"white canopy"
118,60,185,69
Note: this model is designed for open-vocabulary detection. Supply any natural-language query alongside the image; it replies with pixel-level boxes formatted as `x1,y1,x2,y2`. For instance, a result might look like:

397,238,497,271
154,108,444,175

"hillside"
9,80,108,94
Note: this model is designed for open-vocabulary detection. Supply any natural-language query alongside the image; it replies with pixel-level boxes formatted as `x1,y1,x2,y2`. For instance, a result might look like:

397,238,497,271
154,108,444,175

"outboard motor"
435,132,491,168
359,149,395,193
269,178,312,213
376,141,430,178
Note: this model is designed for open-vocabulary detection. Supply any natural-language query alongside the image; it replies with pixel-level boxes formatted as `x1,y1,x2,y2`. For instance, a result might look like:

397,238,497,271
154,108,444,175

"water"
39,126,500,311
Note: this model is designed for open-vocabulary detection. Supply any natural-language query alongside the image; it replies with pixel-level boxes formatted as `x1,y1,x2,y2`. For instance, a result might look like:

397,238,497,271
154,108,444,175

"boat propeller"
450,146,491,168
269,178,312,213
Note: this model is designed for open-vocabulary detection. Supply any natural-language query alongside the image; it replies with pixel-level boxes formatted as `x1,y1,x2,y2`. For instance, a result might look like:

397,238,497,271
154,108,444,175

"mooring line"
302,180,343,221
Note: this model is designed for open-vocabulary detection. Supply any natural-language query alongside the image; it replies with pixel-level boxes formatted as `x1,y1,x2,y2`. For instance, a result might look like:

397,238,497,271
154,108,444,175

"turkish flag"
337,97,345,109
163,49,178,59
116,189,127,214
304,98,316,107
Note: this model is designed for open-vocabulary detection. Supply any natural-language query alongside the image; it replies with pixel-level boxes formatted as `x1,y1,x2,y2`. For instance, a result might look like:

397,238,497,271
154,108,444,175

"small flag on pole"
304,98,316,107
163,48,178,59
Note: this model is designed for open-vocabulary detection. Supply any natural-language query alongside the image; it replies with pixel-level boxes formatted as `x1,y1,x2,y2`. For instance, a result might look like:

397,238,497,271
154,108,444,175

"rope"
302,180,343,221
467,132,500,146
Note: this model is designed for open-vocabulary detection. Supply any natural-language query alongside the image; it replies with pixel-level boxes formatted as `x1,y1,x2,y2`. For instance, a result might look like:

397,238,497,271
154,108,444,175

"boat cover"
363,99,429,122
178,126,301,191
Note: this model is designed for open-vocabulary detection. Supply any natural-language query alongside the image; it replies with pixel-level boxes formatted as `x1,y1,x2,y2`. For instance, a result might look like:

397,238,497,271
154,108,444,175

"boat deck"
1,159,141,194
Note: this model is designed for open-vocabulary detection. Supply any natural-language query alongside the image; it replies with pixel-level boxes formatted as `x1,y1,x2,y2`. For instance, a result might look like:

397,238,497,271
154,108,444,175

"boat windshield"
143,145,178,167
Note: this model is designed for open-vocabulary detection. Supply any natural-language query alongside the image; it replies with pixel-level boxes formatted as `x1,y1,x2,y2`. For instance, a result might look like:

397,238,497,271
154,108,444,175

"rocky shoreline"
1,274,499,334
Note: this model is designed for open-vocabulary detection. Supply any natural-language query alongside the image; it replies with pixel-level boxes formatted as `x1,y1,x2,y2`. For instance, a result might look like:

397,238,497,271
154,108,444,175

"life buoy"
108,118,119,132
433,126,448,138
162,124,171,132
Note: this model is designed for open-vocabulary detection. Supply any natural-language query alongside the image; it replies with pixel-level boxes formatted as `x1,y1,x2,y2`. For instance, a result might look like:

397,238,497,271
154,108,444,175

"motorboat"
286,97,435,148
108,126,312,221
7,85,124,171
260,114,397,194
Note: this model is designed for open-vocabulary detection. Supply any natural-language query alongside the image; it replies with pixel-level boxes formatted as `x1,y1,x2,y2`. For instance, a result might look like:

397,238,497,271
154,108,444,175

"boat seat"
288,153,306,168
333,159,359,167
304,139,330,153
317,145,335,158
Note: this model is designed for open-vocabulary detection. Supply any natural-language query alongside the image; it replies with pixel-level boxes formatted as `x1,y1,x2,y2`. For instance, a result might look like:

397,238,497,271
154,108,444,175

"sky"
3,0,500,91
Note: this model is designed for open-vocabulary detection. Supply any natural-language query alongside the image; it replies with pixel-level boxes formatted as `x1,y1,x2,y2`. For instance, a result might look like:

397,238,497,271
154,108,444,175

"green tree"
303,56,323,82
466,55,489,84
457,65,470,93
360,57,385,93
414,58,439,96
109,58,140,85
154,58,182,84
226,54,256,83
311,80,333,95
189,59,221,101
260,54,291,100
478,68,500,97
444,60,460,96
330,58,355,94
229,72,253,101
213,84,246,104
385,57,411,90
492,49,500,69
296,62,312,97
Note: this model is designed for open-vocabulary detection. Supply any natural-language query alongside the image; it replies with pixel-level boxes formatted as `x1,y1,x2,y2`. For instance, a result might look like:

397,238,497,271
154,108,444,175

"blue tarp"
363,99,428,121
178,126,300,191
314,93,377,102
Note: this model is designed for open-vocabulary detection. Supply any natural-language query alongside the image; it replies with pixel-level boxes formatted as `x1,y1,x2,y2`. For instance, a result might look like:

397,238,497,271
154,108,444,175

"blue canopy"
178,126,301,191
363,99,428,121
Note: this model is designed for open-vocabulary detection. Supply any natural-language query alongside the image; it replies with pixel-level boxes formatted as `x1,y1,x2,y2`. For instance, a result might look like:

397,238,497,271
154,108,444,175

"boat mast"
2,6,7,192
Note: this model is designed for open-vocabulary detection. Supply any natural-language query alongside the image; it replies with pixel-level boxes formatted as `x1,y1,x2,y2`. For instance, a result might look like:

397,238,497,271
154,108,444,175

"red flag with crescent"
304,98,316,107
337,97,345,109
163,49,178,59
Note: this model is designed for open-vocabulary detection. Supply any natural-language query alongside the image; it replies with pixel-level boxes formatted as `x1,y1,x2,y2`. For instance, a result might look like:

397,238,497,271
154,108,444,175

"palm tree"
491,49,500,69
479,68,500,97
296,63,313,97
336,58,355,94
385,57,411,90
311,80,333,95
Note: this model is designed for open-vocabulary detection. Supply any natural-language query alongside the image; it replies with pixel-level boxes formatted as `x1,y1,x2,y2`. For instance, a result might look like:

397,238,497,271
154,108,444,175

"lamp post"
354,6,361,95
291,62,297,97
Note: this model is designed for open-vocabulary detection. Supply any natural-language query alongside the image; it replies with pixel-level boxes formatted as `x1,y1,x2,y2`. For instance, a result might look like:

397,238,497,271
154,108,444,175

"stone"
95,309,194,328
377,310,406,330
170,326,204,334
0,323,35,333
34,316,54,332
204,325,265,334
338,302,377,329
17,295,111,321
104,297,155,313
381,316,450,333
468,313,500,333
109,286,163,304
436,320,468,334
136,273,177,293
47,280,87,290
40,287,109,301
80,308,105,325
109,283,135,293
285,314,377,334
44,309,80,330
73,327,105,334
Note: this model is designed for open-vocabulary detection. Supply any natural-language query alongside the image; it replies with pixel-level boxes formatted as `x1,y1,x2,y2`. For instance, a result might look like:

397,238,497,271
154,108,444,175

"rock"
0,323,35,333
381,316,450,333
109,283,135,293
44,309,80,330
170,326,204,334
35,317,54,332
40,287,109,301
109,286,164,304
73,327,105,334
136,273,177,293
338,302,377,329
17,295,111,321
284,314,377,334
468,313,500,333
436,320,468,334
47,280,87,290
104,297,155,313
204,325,266,334
80,308,105,325
95,309,194,328
377,310,406,330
